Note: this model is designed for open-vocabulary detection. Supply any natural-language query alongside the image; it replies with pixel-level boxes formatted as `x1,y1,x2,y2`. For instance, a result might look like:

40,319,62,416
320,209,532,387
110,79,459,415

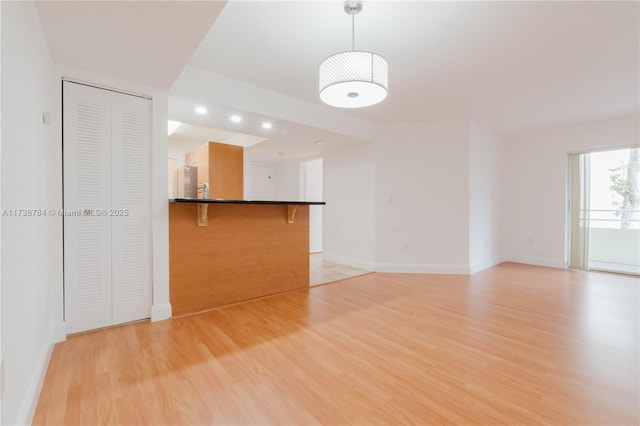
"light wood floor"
34,263,639,425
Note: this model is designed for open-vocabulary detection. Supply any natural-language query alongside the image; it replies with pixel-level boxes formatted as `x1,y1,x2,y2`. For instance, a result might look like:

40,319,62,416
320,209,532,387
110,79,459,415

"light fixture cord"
351,12,355,51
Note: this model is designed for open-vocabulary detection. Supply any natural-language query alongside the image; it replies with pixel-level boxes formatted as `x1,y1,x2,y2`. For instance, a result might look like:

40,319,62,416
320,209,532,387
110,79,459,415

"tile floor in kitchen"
309,253,371,286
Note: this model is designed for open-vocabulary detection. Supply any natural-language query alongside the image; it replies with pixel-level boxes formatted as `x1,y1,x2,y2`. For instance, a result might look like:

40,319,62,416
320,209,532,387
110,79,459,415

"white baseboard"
501,255,567,270
375,262,470,275
469,257,505,274
151,303,172,322
323,254,565,276
322,253,375,271
17,324,58,426
51,322,66,343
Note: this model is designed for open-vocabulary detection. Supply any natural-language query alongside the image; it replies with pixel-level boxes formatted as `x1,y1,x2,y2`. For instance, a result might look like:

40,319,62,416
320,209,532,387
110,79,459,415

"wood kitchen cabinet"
185,141,244,199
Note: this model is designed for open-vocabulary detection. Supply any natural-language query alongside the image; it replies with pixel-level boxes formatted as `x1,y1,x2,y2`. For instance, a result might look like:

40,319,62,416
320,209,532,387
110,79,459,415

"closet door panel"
110,92,152,325
63,81,113,334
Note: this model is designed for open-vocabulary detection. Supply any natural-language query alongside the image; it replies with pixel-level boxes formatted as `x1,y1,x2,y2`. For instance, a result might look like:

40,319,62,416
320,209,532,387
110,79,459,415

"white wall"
243,151,301,202
469,123,503,273
0,3,4,421
374,122,470,273
323,143,376,270
273,160,301,201
503,114,640,268
243,148,254,198
302,158,323,253
1,2,57,424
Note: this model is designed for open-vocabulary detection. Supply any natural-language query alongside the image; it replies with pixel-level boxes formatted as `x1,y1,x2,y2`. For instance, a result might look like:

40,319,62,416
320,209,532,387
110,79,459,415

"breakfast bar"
169,198,326,316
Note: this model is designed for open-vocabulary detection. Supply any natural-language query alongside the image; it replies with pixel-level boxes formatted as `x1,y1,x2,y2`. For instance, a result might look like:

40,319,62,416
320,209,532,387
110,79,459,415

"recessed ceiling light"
262,122,272,129
231,115,242,123
195,106,207,114
167,120,182,136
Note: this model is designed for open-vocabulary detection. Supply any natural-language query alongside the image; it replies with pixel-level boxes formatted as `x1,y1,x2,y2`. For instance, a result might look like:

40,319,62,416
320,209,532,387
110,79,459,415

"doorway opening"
568,147,639,275
300,158,371,286
301,158,323,253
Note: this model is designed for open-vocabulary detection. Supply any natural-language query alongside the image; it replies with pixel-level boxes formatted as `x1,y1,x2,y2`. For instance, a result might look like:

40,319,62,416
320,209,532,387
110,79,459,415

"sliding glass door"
568,147,640,275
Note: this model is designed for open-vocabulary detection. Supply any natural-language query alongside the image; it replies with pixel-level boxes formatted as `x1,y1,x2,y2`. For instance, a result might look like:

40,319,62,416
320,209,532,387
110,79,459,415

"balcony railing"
587,209,640,274
588,209,640,229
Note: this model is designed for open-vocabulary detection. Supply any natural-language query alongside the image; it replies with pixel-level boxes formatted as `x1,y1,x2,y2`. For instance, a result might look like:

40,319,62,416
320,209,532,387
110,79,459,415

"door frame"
56,72,171,338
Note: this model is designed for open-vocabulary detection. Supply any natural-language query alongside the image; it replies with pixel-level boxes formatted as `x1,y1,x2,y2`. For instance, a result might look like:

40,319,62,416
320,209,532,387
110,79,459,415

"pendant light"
319,0,388,108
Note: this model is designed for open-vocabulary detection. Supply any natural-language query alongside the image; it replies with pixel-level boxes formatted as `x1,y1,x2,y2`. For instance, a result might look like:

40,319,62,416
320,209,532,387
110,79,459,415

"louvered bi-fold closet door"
111,92,152,325
63,82,113,333
63,81,152,334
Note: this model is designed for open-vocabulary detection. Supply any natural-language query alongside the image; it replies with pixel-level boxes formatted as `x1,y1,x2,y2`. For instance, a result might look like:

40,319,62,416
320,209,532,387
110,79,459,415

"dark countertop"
170,198,326,205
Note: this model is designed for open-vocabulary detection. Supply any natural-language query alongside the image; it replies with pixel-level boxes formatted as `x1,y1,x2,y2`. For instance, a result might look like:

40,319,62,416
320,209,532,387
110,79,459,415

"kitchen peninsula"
169,198,325,316
169,139,325,316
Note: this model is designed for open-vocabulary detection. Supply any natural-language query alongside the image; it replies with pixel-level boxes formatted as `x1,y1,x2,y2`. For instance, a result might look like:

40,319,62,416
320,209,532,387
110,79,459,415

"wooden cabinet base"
169,203,310,316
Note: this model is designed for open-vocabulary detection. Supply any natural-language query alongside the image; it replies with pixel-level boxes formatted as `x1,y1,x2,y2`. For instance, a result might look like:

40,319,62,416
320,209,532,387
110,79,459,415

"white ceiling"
36,1,226,89
169,93,371,163
189,0,639,133
169,121,266,148
35,1,639,162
